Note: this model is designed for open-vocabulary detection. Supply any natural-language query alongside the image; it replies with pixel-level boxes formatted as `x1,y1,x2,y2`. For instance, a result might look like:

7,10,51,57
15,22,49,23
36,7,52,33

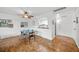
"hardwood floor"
52,35,79,52
0,35,52,52
0,35,78,52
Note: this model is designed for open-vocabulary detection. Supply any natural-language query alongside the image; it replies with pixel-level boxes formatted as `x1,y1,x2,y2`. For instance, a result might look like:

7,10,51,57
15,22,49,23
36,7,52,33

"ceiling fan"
18,9,34,19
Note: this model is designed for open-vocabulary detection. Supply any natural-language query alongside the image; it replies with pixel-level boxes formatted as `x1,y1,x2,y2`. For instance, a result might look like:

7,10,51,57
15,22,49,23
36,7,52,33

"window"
38,17,48,29
21,22,28,28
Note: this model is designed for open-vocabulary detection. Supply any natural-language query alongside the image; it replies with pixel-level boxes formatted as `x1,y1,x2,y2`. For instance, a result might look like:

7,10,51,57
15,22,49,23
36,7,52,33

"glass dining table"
21,29,36,43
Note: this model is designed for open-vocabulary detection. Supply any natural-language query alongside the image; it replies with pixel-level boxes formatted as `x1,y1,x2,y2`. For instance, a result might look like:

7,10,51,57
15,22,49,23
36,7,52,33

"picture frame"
0,19,13,28
21,22,28,28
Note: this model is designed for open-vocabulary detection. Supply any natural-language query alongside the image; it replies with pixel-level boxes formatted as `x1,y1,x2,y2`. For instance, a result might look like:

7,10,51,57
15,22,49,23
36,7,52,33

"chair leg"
34,35,35,41
29,37,30,44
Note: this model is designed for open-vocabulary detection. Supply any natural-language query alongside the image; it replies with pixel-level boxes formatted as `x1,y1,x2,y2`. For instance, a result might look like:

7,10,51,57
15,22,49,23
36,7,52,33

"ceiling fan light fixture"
25,11,28,14
29,15,34,18
24,14,28,18
18,8,33,19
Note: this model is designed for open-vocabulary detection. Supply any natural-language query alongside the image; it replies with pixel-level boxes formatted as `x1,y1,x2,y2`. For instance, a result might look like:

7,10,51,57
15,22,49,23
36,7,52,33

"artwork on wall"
21,22,28,28
0,19,13,28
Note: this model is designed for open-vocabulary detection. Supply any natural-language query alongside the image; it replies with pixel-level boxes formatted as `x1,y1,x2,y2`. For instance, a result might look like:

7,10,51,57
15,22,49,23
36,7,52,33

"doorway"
55,10,79,47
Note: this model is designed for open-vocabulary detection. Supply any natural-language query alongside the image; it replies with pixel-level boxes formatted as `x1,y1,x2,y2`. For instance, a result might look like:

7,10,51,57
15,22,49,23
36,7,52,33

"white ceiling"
0,7,60,16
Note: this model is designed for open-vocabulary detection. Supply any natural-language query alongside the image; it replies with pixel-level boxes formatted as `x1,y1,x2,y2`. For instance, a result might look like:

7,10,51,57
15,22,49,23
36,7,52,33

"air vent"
53,7,66,12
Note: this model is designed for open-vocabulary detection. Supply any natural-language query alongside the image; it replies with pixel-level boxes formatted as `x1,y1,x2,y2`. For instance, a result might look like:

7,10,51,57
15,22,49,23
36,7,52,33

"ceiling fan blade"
17,14,24,18
28,15,34,19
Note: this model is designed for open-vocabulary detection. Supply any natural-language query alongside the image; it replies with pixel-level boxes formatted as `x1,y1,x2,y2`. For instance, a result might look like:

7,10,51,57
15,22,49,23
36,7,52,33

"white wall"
0,13,30,39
